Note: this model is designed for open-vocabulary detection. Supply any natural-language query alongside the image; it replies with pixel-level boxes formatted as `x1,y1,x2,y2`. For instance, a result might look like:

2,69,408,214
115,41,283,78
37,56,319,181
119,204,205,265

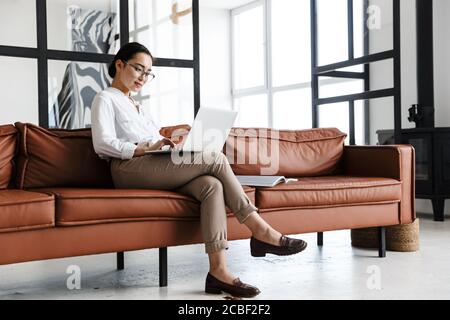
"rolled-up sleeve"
91,95,137,160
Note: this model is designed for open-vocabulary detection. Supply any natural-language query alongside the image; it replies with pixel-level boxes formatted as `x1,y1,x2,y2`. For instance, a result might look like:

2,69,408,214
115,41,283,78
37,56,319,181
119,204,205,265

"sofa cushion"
34,186,255,226
223,127,347,177
0,125,17,189
14,122,113,189
0,190,55,233
255,176,402,211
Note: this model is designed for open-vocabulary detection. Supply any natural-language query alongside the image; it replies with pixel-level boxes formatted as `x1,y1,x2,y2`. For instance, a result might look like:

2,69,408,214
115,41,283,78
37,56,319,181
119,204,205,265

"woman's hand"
171,134,186,145
133,138,176,157
148,138,176,151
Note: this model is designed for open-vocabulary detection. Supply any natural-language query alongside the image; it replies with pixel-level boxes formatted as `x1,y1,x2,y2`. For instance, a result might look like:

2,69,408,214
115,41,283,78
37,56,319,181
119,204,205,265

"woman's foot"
252,225,283,247
206,251,260,298
244,212,283,246
244,211,307,257
250,235,307,257
205,272,261,298
208,267,238,286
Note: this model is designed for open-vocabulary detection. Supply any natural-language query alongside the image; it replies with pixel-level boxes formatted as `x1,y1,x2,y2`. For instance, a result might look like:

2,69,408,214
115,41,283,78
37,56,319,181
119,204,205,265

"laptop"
145,107,238,154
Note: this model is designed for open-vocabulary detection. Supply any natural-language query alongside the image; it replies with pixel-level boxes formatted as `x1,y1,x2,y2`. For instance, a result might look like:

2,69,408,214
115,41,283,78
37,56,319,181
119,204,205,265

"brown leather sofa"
0,122,415,287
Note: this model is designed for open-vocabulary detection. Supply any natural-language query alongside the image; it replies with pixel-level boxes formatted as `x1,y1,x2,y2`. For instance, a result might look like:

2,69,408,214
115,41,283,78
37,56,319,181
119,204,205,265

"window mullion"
272,82,313,93
36,0,48,128
233,86,268,98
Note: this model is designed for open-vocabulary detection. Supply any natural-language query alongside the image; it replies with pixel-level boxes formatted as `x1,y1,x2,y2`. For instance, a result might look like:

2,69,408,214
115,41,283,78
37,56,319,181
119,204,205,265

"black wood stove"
377,128,450,221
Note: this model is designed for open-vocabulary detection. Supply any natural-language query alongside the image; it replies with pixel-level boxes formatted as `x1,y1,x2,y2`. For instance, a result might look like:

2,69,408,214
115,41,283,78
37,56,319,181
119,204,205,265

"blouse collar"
106,86,131,97
106,87,141,114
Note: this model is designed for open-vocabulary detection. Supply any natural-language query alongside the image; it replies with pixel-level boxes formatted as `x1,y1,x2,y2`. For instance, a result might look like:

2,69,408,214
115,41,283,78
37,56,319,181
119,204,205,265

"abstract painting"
50,6,119,129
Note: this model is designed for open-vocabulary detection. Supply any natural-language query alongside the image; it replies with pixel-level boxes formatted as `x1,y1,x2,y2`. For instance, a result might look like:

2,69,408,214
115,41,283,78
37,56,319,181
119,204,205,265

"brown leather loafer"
250,235,307,257
205,273,261,298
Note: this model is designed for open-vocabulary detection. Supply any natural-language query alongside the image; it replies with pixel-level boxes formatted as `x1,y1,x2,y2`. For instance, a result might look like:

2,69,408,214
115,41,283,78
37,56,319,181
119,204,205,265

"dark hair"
108,42,153,78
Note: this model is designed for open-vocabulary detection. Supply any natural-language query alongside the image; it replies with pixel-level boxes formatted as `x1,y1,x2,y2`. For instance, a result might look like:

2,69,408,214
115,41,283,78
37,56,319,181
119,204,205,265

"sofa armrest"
343,145,416,224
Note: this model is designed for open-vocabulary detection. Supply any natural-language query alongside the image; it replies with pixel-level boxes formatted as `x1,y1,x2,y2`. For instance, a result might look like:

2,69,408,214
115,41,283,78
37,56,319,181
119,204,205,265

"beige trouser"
110,151,258,253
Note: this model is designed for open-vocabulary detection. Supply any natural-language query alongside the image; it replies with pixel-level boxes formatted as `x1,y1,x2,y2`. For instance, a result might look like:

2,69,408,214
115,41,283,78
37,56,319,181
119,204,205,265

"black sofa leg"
378,227,386,258
159,247,168,287
317,232,323,246
117,252,124,270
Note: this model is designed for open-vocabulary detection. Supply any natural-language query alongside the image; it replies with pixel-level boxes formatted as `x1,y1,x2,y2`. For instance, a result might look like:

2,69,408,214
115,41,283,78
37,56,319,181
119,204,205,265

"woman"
91,42,307,298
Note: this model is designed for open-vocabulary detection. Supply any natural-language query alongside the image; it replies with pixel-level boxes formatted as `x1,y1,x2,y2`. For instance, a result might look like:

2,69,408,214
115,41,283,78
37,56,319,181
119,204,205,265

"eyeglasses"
123,61,155,81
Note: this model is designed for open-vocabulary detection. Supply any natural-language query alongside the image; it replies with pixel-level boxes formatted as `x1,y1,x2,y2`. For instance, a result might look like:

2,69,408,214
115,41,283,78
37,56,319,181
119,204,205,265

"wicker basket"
351,219,420,252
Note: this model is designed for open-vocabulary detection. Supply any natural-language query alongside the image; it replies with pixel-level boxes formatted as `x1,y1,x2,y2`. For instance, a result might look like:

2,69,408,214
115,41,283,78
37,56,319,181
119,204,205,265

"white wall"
434,0,450,128
199,6,232,110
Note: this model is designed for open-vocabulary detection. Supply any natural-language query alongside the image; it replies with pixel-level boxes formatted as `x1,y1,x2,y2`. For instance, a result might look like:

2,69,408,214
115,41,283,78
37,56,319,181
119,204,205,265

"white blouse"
91,87,164,160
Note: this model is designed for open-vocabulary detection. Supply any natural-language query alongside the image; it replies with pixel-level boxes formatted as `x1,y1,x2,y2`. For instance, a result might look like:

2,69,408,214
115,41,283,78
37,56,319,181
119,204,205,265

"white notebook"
236,175,298,187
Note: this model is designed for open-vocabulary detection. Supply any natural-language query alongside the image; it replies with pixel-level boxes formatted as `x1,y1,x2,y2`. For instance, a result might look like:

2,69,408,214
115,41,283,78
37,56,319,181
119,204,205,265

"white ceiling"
200,0,256,10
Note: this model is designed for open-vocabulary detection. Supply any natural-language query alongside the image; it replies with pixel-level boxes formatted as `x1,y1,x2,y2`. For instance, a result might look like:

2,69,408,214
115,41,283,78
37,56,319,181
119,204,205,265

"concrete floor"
1,213,449,300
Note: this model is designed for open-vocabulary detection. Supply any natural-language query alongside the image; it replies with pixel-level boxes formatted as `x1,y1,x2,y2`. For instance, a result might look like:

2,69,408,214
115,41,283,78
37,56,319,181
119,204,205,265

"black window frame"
311,0,402,145
0,0,200,128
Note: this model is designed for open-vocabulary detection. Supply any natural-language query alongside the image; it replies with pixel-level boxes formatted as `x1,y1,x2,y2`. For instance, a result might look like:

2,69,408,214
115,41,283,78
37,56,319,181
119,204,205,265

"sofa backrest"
223,127,347,177
11,122,346,188
13,123,192,189
14,122,114,189
0,125,17,189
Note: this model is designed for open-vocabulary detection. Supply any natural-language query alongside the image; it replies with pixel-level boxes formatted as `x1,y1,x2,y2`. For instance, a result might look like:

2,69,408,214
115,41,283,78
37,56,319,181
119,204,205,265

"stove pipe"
409,0,435,128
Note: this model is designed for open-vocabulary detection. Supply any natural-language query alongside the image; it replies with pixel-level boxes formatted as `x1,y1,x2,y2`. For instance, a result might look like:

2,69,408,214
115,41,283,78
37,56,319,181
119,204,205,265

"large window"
232,0,398,146
232,0,312,130
231,0,364,140
232,2,265,91
129,0,195,127
313,0,399,146
129,0,193,60
0,56,38,124
317,0,349,67
0,1,37,48
145,66,194,126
